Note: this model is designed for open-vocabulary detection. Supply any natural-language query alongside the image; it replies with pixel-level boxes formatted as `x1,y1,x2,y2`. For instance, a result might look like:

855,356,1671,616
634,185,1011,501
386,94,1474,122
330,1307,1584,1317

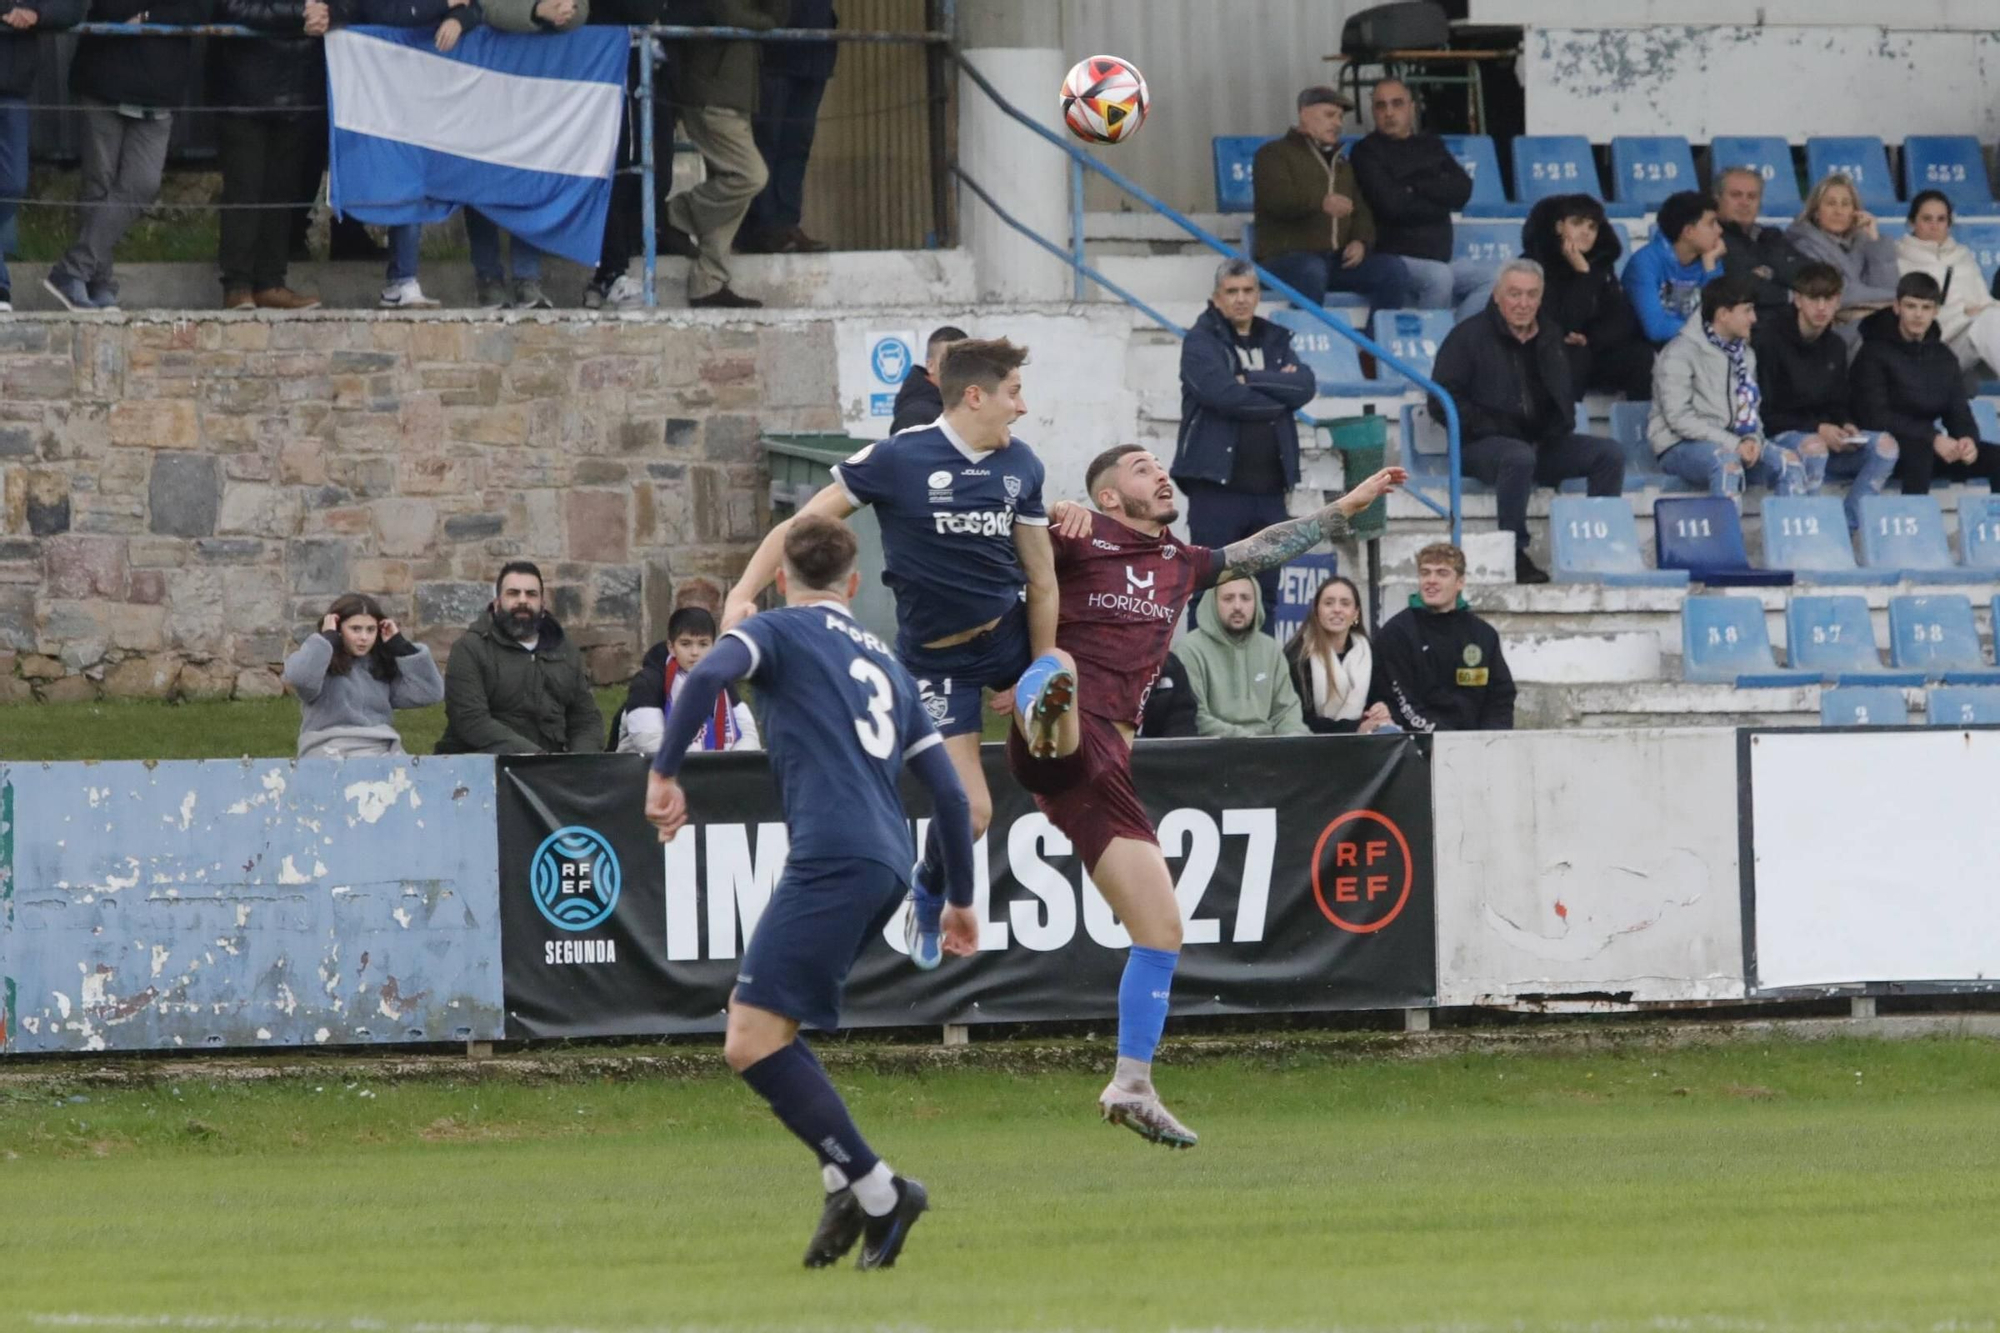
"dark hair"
1897,271,1943,304
1791,261,1844,299
784,514,859,591
1520,193,1621,270
937,337,1029,407
1086,443,1147,502
926,325,969,356
323,592,400,681
1656,191,1718,245
667,606,717,641
1907,189,1954,226
495,560,543,597
1701,274,1760,321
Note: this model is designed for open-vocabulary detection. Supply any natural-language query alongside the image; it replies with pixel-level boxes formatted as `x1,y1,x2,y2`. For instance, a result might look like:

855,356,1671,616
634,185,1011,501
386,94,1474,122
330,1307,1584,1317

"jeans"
1889,432,2000,495
53,100,172,290
216,112,309,293
385,224,421,284
1260,248,1408,312
1772,430,1896,529
1461,432,1625,551
1182,481,1291,630
466,209,541,283
1397,255,1498,321
1658,437,1807,497
746,70,828,235
0,96,27,294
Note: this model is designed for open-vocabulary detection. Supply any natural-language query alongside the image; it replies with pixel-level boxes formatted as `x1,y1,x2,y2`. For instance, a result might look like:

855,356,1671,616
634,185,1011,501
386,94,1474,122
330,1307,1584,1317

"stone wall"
0,313,841,702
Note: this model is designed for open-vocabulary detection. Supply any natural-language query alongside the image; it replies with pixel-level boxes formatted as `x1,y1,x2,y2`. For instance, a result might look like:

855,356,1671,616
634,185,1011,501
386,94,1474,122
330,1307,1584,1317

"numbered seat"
1610,136,1697,213
1805,136,1897,213
1900,136,1994,215
1708,136,1801,214
1759,495,1890,585
1857,494,1960,583
1887,594,2000,683
1439,134,1525,218
1212,136,1270,213
1368,309,1452,386
1654,496,1793,586
1924,684,2000,726
1821,684,1910,727
1452,220,1520,272
1548,496,1687,586
1784,594,1922,684
1682,594,1815,686
1511,135,1604,207
1954,222,2000,287
1268,307,1373,395
1957,493,2000,569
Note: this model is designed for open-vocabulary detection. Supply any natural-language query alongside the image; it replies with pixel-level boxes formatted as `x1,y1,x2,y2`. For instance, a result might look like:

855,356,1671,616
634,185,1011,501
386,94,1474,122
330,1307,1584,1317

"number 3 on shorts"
850,658,897,759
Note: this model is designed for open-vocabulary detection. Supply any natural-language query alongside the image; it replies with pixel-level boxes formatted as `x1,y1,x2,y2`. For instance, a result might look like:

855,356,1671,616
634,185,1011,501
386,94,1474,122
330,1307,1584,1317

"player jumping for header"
723,338,1067,972
1011,446,1405,1147
648,515,980,1269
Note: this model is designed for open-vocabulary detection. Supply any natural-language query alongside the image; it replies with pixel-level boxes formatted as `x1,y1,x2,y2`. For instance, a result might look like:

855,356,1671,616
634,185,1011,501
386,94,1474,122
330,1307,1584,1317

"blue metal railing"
950,52,1464,544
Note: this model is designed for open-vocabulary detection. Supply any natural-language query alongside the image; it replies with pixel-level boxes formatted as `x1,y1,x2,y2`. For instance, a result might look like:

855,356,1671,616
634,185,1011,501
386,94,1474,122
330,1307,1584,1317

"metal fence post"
1069,155,1085,301
638,31,658,309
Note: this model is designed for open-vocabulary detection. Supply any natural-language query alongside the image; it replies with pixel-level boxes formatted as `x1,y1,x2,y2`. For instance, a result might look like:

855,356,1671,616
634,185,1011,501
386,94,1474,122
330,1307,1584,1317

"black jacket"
1428,301,1576,447
208,0,324,116
1720,218,1806,315
0,0,85,99
334,0,482,28
888,367,941,435
1368,598,1514,732
1851,308,1975,449
1347,130,1472,264
763,0,835,80
1752,312,1853,437
1171,302,1316,489
1138,650,1198,739
1283,635,1365,734
1520,196,1644,355
70,0,212,109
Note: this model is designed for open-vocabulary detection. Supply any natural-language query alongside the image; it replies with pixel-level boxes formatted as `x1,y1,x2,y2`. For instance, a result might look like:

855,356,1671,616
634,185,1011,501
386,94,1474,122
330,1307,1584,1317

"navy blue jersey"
725,604,941,876
830,419,1049,654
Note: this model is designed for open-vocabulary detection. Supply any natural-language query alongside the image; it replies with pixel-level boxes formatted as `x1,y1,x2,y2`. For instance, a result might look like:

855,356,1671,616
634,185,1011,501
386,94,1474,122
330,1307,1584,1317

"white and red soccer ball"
1060,54,1149,145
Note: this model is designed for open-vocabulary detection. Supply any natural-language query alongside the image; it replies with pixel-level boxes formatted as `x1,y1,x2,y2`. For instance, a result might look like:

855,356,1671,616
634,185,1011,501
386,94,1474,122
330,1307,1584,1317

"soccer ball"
1060,55,1149,145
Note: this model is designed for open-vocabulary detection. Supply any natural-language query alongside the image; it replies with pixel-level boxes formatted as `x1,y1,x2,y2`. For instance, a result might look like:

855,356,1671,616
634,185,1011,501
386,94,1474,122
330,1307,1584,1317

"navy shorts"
734,857,907,1032
899,603,1031,739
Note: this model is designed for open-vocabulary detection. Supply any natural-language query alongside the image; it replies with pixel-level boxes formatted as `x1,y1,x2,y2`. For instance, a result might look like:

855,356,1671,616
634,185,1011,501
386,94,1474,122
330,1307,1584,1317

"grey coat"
1647,316,1765,457
283,632,445,757
1784,218,1901,307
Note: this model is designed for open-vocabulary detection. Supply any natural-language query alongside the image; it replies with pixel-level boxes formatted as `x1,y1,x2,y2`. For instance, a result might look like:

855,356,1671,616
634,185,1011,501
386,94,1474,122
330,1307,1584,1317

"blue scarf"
1704,323,1762,437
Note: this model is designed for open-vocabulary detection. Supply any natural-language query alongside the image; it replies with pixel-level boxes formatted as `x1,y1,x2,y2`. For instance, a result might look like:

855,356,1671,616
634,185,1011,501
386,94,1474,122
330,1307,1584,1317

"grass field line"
28,1317,2000,1333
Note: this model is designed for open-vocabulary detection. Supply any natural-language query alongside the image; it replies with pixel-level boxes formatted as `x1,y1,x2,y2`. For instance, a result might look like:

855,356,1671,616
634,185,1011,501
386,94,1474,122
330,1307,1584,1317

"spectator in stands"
1348,78,1488,319
44,0,211,311
0,0,84,311
585,0,671,309
473,0,589,309
1752,261,1897,530
1251,86,1406,312
738,0,834,255
1786,174,1899,324
1852,271,2000,495
435,560,605,755
282,594,445,758
1520,193,1653,401
1648,275,1808,499
1714,165,1807,325
1171,257,1318,623
1428,257,1625,584
1177,576,1309,737
210,0,328,312
1621,189,1726,345
1895,189,2000,375
1369,542,1514,733
1284,574,1394,734
889,324,967,434
610,606,760,754
1137,649,1198,738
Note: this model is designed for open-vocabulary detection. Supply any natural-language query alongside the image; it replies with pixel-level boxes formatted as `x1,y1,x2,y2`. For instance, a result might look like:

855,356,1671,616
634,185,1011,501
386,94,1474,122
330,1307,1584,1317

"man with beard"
436,561,605,755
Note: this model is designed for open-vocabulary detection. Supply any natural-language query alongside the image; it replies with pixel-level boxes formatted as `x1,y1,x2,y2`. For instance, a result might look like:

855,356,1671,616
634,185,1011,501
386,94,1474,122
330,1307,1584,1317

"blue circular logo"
871,337,912,384
530,826,621,932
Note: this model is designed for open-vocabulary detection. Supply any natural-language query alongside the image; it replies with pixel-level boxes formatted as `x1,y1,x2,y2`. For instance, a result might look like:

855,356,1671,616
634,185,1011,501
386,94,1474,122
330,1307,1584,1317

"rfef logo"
531,826,622,931
1309,809,1412,933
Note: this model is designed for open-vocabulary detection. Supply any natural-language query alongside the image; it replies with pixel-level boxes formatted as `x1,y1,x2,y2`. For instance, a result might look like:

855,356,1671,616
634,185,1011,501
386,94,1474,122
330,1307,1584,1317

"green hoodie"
1175,585,1309,739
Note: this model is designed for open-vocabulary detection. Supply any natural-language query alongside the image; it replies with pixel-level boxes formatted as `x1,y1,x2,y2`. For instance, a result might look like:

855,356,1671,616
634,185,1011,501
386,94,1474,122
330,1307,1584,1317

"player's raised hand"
1340,465,1407,511
645,771,689,842
720,598,759,633
1048,499,1094,540
941,904,980,958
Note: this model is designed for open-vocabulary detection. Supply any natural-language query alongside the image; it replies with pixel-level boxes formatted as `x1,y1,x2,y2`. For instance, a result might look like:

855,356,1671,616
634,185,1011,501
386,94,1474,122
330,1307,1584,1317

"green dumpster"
1311,414,1389,541
762,434,900,644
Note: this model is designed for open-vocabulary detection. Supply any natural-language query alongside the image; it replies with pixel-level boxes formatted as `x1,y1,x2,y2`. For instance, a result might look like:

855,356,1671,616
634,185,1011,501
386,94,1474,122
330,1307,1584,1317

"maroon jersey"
1053,511,1218,727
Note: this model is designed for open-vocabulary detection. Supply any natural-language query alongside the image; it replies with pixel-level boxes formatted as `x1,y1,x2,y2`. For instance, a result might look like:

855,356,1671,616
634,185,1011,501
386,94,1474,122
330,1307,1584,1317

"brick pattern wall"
0,315,841,702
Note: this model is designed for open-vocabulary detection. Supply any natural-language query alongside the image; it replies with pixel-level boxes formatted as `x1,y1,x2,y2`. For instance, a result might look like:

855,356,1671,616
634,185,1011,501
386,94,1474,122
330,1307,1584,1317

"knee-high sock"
916,822,945,899
738,1039,880,1179
1116,946,1179,1063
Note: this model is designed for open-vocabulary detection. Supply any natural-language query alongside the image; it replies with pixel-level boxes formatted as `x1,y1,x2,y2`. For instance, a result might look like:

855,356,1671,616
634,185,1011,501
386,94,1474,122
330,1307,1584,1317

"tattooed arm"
1209,467,1407,586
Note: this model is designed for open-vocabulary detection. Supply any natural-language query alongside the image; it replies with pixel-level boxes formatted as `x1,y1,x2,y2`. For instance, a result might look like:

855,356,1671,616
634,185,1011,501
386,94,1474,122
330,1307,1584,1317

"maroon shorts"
1004,711,1157,870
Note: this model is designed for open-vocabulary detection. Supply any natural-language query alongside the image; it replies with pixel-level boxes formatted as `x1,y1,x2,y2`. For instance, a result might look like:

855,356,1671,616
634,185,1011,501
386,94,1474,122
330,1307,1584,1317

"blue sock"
1116,946,1179,1062
915,824,945,905
738,1039,880,1178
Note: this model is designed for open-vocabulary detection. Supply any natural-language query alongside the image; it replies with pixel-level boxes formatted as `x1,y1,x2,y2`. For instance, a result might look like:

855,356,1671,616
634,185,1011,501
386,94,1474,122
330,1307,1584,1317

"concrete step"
1085,210,1243,246
1518,681,1824,730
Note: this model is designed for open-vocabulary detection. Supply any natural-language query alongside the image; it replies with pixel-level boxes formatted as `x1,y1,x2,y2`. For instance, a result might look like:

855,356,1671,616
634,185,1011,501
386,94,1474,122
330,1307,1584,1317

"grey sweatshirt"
282,632,446,757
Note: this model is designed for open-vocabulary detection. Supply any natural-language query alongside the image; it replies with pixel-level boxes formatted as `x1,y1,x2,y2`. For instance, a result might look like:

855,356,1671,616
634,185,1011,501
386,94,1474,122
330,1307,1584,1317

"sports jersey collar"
935,415,1002,464
797,597,856,619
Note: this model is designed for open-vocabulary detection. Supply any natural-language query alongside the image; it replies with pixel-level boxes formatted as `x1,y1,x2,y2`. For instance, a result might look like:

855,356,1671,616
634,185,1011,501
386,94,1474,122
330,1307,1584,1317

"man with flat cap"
1250,86,1408,313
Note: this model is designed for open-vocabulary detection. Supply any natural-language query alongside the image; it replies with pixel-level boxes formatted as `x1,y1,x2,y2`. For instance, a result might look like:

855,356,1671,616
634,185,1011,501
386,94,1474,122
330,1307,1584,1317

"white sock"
851,1160,898,1216
821,1163,849,1194
1114,1055,1154,1093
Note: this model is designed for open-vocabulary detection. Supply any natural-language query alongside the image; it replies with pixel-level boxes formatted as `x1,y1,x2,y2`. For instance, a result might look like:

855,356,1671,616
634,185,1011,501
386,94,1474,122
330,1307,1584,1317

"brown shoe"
253,286,321,311
787,226,831,253
223,288,255,311
690,285,764,309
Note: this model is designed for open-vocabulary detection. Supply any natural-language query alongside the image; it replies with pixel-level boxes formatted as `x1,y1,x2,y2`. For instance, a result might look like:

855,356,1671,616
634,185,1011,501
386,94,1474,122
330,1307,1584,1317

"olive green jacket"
482,0,587,32
1251,128,1376,261
436,610,605,756
667,0,785,114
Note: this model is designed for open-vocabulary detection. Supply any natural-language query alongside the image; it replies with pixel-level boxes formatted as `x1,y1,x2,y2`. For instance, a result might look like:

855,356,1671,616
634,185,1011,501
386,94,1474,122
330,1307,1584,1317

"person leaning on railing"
0,0,85,312
470,0,586,309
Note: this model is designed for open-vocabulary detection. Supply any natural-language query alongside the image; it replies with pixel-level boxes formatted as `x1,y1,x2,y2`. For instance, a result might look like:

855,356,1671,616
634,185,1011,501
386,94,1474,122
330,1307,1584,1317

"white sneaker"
379,279,440,309
1098,1080,1198,1149
603,274,646,309
0,299,12,313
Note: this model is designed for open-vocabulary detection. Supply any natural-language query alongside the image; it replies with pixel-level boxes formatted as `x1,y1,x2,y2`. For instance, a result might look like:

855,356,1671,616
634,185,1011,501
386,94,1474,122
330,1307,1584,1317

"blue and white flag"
326,26,627,268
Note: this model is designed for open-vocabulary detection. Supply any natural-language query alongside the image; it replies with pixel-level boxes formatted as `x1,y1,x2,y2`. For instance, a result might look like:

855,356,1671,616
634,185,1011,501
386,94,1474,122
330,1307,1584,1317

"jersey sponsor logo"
933,509,1015,536
927,469,954,490
1086,589,1179,621
1456,667,1490,686
530,825,622,932
1124,565,1156,597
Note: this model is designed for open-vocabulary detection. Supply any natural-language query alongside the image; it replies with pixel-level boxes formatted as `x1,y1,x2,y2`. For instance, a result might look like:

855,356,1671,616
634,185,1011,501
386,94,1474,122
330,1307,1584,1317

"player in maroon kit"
1009,444,1404,1147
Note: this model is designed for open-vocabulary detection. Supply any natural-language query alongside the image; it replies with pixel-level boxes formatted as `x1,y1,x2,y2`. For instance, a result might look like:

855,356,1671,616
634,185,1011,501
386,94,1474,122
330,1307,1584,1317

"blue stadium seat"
1708,136,1801,214
1369,309,1452,386
1759,496,1890,585
1857,494,1960,583
1805,137,1897,212
1973,399,2000,442
1821,684,1910,727
1785,594,1922,684
1655,496,1793,586
1887,595,2000,683
1453,220,1519,270
1955,222,2000,287
1901,136,1995,215
1925,685,2000,726
1958,493,2000,569
1606,401,1669,490
1511,136,1602,206
1682,595,1815,686
1549,496,1688,586
1213,136,1271,213
1268,308,1373,395
1441,135,1525,218
1610,136,1698,213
